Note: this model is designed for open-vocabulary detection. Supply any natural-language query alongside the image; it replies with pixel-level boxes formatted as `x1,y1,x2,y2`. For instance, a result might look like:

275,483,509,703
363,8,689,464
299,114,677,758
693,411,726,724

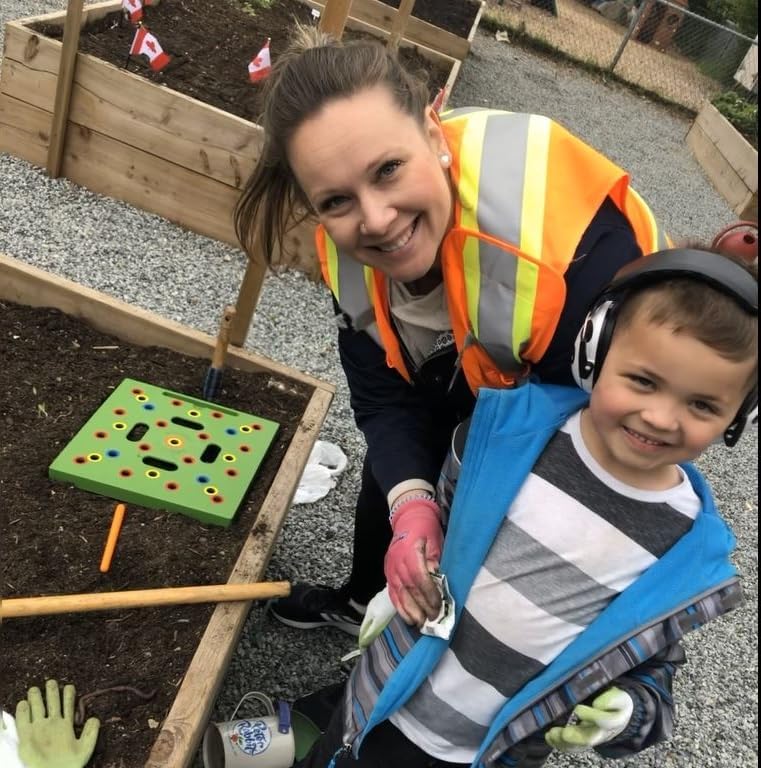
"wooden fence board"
693,102,758,190
687,119,752,211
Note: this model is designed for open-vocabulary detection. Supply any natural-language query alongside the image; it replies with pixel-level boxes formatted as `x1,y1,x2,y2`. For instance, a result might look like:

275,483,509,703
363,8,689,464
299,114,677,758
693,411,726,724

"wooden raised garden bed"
686,101,758,222
0,0,484,296
0,252,334,768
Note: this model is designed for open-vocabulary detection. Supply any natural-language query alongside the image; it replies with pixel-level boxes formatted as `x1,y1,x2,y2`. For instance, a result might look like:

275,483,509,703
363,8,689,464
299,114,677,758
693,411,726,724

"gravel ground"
1,5,758,768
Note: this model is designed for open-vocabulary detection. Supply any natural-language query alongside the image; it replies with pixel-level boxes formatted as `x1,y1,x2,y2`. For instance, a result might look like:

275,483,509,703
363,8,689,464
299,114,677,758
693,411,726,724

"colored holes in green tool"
146,469,160,479
165,481,179,491
165,436,183,448
225,428,237,436
222,454,236,463
196,475,211,484
226,469,239,477
142,403,156,411
204,486,218,495
240,445,251,453
107,449,120,458
88,453,102,462
119,468,133,477
113,422,127,431
187,409,201,418
95,430,108,439
135,394,149,403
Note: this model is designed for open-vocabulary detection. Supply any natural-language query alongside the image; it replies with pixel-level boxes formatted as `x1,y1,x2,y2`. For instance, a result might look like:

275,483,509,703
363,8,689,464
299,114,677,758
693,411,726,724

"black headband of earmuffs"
602,248,758,314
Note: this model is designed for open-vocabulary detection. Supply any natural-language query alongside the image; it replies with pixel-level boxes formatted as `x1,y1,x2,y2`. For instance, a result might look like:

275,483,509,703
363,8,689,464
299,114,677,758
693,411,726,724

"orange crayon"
99,503,126,573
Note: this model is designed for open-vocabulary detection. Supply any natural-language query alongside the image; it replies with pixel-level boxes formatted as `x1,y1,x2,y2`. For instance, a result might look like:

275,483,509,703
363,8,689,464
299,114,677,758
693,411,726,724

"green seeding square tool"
49,378,279,527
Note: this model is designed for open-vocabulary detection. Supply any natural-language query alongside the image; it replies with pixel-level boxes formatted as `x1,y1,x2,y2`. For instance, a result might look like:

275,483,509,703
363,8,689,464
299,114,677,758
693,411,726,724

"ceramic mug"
203,692,296,768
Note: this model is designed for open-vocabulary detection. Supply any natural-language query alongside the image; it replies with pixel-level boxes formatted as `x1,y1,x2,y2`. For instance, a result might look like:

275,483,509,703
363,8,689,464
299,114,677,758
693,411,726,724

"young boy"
295,248,758,768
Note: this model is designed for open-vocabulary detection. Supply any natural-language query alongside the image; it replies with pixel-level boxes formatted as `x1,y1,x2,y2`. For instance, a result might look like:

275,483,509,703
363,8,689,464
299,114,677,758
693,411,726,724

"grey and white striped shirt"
389,411,700,762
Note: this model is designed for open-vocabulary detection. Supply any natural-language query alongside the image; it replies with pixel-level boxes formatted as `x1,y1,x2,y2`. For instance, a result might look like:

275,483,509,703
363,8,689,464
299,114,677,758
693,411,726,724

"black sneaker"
270,583,364,636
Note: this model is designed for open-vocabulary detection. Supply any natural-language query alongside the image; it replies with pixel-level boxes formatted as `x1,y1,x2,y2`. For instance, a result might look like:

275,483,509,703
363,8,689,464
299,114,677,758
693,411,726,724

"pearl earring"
440,153,451,168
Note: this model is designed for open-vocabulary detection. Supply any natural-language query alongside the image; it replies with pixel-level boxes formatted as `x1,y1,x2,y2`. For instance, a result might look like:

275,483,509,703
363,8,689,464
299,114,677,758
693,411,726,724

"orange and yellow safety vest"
316,109,670,393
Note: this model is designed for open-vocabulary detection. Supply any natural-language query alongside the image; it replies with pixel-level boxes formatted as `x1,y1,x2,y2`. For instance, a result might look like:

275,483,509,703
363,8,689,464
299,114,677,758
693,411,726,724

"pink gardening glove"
384,498,444,626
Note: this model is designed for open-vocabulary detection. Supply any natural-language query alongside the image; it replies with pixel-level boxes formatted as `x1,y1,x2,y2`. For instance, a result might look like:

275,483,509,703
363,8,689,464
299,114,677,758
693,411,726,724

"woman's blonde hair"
234,22,430,264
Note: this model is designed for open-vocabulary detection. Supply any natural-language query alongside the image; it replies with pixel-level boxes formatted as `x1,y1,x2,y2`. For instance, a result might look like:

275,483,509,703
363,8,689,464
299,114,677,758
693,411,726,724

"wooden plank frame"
686,101,758,222
0,252,335,768
0,0,483,288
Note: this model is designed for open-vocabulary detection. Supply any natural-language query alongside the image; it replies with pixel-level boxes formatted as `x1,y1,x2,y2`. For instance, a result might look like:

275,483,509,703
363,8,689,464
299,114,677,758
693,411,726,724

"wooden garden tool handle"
0,580,290,619
211,305,236,368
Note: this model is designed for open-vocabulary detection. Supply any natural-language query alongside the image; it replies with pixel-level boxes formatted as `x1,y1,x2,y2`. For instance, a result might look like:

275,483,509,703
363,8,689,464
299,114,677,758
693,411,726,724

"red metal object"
711,221,758,265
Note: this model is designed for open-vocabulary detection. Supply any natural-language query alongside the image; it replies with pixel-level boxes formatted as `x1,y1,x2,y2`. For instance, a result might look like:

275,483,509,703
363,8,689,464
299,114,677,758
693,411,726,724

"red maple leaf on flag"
248,39,272,83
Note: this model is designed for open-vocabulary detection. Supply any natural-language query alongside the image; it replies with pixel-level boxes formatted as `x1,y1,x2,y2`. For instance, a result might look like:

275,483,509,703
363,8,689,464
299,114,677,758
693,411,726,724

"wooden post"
231,225,268,347
387,0,417,51
47,0,84,178
319,0,354,38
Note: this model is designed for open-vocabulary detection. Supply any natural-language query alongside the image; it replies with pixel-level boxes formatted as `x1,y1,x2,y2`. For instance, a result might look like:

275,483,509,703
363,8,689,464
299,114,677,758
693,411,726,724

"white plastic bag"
293,441,348,504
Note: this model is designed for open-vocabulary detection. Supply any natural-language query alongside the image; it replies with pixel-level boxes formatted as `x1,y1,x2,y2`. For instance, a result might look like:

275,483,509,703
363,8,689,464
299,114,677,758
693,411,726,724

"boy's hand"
384,497,443,626
16,680,100,768
545,687,633,753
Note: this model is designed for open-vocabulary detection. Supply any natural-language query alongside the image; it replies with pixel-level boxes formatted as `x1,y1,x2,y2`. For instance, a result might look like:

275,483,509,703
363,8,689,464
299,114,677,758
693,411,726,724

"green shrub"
711,91,758,148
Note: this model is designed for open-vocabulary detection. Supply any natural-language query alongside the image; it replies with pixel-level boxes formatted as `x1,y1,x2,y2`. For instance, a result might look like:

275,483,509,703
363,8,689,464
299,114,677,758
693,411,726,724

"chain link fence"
483,0,758,113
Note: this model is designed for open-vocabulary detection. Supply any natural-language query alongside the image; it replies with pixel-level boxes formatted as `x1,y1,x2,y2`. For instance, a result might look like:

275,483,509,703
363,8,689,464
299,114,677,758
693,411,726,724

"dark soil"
0,300,313,767
31,0,479,122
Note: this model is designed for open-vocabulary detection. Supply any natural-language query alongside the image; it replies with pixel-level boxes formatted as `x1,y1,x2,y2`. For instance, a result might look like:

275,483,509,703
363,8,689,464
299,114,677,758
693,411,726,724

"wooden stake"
319,0,354,38
47,0,84,178
387,0,417,51
1,581,291,619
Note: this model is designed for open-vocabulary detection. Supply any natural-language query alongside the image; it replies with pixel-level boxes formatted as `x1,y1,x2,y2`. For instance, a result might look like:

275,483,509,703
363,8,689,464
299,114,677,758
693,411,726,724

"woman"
234,23,670,631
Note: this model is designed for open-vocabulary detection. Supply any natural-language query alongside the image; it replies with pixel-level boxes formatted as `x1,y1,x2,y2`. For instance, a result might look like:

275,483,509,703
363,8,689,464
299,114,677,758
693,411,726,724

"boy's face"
582,310,756,490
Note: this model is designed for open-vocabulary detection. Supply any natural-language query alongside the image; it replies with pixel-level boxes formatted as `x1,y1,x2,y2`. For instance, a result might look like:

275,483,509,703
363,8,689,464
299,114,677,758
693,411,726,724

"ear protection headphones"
571,248,758,447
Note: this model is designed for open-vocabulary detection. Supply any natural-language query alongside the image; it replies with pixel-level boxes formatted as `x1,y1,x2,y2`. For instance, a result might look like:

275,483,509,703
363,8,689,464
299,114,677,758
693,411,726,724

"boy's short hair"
616,255,758,380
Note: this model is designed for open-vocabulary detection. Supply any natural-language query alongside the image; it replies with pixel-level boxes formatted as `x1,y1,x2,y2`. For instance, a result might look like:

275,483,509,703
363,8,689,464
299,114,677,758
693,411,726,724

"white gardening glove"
340,587,397,663
545,687,634,753
358,586,397,651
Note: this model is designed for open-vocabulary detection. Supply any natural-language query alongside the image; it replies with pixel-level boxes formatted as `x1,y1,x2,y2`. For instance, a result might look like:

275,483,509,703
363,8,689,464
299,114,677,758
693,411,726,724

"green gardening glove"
15,680,100,768
545,687,633,753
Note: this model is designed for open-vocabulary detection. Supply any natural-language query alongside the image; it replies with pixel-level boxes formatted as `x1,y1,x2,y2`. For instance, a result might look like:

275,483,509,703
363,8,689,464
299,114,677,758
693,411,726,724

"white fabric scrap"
293,440,348,504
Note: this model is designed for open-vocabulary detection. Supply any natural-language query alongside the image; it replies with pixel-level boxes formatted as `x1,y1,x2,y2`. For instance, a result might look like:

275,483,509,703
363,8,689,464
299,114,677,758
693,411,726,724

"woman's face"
288,86,454,284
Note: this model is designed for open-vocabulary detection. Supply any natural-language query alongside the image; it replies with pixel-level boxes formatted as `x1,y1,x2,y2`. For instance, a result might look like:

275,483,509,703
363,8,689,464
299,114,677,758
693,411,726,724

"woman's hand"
384,498,443,626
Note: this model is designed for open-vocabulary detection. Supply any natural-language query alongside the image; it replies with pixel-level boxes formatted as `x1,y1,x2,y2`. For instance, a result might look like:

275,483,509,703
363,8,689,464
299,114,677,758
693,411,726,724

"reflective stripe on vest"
316,109,668,391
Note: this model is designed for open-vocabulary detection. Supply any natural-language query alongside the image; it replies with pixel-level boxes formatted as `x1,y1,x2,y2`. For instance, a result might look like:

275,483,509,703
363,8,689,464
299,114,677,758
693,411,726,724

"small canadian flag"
129,25,171,72
432,87,446,113
248,39,272,83
121,0,144,23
